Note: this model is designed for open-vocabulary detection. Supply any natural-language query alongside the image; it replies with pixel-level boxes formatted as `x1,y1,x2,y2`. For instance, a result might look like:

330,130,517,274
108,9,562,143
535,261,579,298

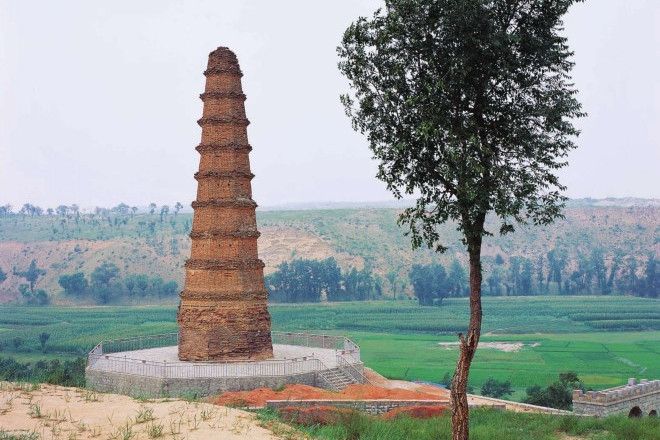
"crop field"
0,296,657,399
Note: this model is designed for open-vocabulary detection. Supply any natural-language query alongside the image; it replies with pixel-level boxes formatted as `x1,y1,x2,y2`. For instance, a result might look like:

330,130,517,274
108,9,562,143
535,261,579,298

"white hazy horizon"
1,1,659,208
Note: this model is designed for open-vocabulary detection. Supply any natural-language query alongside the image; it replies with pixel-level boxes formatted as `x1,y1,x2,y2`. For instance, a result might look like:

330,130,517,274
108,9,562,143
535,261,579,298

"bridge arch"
649,409,657,417
628,406,642,418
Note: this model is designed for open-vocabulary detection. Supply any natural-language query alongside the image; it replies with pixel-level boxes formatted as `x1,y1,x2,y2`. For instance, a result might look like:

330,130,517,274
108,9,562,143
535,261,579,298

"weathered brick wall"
178,47,273,362
573,378,659,417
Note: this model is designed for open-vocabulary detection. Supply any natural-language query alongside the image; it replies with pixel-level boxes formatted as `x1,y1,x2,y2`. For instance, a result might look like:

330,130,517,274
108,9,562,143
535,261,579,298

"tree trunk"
451,237,483,440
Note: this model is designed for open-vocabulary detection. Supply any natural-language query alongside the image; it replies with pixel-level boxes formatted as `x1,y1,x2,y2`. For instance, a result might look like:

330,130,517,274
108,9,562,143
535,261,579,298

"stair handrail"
336,352,370,385
313,358,343,391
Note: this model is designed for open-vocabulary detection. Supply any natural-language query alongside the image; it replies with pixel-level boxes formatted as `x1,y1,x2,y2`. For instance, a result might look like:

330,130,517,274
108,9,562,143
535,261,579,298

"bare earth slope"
0,204,657,303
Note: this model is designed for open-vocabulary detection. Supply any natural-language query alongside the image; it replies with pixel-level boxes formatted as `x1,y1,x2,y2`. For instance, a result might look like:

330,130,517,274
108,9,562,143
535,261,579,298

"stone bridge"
573,378,659,417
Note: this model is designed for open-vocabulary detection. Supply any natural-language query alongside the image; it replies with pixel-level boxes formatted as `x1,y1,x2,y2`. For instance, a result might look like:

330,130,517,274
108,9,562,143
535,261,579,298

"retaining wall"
86,368,317,398
266,399,451,415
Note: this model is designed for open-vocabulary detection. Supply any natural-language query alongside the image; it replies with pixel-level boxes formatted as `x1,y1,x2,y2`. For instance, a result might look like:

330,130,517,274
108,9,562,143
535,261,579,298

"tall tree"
56,205,69,216
338,1,583,437
386,270,399,299
643,254,657,298
113,203,130,216
13,260,46,293
159,205,170,222
91,262,120,287
606,249,623,294
0,266,7,284
535,255,546,294
520,258,533,295
410,263,449,305
447,260,467,297
58,273,89,297
38,332,50,352
547,247,568,294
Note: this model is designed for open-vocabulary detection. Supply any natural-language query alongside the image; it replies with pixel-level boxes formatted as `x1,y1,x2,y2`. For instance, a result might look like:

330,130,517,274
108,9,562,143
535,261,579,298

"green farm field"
0,296,657,400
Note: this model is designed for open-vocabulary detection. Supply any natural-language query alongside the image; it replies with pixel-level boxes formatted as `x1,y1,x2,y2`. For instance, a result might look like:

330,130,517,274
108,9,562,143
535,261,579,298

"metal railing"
102,333,179,355
272,331,353,351
337,354,369,384
87,331,362,380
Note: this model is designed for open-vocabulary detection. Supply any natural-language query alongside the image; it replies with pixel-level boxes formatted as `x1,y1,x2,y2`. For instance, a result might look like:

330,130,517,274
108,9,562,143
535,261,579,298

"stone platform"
86,332,366,398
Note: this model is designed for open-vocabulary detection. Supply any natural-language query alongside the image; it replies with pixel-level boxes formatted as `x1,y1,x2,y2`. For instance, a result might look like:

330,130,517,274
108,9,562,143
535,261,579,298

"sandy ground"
0,382,288,440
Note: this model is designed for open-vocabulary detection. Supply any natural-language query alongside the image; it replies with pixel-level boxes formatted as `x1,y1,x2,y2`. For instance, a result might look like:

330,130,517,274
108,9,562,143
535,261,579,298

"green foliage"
13,260,46,293
18,284,50,306
271,407,659,440
0,356,85,387
58,272,88,297
0,298,656,398
266,258,380,302
409,263,450,305
480,377,513,398
440,371,474,393
11,337,23,350
523,372,583,410
38,332,50,352
338,0,585,251
91,261,119,287
57,267,177,305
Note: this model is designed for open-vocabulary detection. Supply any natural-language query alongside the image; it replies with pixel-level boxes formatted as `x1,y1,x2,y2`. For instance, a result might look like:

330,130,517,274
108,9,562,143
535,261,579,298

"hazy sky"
1,1,658,210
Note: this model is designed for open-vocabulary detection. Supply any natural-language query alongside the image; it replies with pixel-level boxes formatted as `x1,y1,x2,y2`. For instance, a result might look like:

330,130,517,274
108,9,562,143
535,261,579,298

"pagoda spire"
177,47,273,361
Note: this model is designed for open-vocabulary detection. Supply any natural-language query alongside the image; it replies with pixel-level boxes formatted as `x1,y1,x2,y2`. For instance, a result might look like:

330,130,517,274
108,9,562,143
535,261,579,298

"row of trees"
410,251,657,307
58,262,178,304
409,261,468,305
0,202,186,218
0,259,179,306
265,258,383,303
484,251,657,298
264,254,657,306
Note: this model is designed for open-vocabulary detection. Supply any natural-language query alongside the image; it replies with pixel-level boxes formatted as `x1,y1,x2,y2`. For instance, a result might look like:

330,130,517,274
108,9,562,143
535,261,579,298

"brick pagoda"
177,47,273,361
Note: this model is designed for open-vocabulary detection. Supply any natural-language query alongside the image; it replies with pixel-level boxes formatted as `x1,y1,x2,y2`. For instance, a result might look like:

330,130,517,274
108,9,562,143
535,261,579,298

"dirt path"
0,382,287,439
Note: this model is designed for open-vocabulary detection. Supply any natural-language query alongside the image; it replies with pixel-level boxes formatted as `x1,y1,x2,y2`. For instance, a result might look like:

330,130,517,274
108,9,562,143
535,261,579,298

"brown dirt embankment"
210,382,446,408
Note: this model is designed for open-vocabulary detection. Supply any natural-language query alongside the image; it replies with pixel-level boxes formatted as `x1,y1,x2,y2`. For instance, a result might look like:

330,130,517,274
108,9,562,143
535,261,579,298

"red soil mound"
278,406,355,426
382,405,448,420
210,383,443,407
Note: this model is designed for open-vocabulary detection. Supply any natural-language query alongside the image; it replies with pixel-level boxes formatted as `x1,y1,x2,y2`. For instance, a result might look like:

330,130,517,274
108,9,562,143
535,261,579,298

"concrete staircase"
318,368,356,391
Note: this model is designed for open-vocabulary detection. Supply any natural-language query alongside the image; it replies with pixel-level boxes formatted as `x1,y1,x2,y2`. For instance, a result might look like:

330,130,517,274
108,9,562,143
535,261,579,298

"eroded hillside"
0,204,657,303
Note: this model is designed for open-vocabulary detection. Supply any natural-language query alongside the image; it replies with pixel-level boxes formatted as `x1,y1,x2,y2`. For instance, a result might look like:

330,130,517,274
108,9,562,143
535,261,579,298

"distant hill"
0,198,657,303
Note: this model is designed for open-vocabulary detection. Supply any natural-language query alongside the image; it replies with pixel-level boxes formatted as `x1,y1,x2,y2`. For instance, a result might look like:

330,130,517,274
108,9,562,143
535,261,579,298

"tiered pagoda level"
177,47,274,361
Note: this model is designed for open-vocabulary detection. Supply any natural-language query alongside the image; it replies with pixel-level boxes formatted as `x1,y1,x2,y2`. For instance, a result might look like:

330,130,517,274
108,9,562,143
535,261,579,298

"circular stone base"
86,344,360,398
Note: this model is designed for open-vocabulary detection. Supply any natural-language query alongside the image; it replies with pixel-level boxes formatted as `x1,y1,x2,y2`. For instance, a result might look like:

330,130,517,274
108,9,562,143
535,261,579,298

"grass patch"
269,408,660,440
0,300,657,399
